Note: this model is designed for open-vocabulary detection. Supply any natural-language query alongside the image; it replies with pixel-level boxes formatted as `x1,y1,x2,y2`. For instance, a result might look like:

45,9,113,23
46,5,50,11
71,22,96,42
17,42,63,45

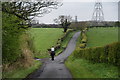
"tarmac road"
27,31,80,79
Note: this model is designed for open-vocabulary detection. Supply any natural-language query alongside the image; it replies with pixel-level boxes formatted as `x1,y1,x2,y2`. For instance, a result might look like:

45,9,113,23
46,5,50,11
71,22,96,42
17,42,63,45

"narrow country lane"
27,31,80,79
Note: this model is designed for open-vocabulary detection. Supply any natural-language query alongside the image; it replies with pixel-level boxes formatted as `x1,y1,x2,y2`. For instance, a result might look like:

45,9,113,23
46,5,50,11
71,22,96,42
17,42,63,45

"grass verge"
2,33,42,79
65,55,119,78
3,60,41,79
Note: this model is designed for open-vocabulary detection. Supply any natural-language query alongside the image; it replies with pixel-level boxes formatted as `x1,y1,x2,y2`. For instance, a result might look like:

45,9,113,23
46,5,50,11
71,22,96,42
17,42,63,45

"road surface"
27,31,80,79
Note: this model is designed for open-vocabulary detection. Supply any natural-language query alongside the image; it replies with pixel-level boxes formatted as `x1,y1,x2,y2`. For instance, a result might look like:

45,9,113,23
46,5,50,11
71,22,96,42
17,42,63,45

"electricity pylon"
92,0,104,24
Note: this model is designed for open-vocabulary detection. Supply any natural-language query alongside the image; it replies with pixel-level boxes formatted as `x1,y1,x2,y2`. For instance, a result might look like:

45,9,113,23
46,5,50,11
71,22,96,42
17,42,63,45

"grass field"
29,28,76,58
29,28,64,58
87,27,118,47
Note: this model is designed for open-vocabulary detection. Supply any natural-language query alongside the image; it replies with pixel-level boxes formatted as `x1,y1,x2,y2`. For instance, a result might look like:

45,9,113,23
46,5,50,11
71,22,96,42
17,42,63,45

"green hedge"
79,29,87,48
79,43,86,48
60,29,73,42
2,12,25,64
48,29,74,51
73,42,120,66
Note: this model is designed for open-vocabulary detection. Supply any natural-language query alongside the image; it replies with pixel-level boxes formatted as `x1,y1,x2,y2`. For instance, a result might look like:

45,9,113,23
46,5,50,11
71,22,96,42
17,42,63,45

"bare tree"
2,0,62,28
2,0,62,20
54,15,72,32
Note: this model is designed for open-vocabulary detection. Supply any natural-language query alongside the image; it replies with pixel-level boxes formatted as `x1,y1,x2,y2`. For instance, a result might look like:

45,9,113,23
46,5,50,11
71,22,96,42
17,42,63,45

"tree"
79,21,88,31
54,15,72,32
2,0,62,63
115,21,120,27
2,0,62,28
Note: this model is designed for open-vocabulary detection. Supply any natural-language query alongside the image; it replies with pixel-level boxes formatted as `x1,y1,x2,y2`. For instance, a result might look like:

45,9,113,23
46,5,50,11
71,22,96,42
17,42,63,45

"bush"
55,44,61,50
81,33,87,43
79,43,86,48
60,29,73,42
79,30,87,49
99,46,107,62
81,38,87,43
2,12,25,64
91,47,101,62
107,43,117,64
73,48,81,58
73,42,120,66
47,29,74,53
113,42,120,66
85,28,88,31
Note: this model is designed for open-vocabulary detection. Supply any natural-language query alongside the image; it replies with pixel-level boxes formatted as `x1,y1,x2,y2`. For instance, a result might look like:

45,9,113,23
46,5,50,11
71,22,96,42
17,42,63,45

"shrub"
55,44,61,50
99,46,107,62
2,12,25,64
114,42,120,66
48,29,74,54
60,29,73,42
107,43,117,64
79,43,86,48
79,30,87,49
85,28,88,31
73,48,81,58
73,42,120,66
81,33,87,43
84,48,92,60
91,47,101,62
81,38,87,43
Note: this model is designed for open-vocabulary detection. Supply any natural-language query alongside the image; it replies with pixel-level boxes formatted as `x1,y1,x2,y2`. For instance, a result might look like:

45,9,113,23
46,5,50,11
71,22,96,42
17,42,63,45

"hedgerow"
2,12,25,64
79,28,88,48
53,30,74,51
73,42,120,66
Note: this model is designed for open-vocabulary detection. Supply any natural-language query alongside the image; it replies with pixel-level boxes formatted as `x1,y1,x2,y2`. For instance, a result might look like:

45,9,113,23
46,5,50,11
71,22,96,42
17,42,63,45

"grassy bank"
3,33,42,79
87,27,118,47
65,55,119,78
3,60,41,79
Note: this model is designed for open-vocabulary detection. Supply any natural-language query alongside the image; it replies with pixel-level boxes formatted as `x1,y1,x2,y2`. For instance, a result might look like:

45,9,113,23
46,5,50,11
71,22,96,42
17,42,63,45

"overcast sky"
35,0,119,24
